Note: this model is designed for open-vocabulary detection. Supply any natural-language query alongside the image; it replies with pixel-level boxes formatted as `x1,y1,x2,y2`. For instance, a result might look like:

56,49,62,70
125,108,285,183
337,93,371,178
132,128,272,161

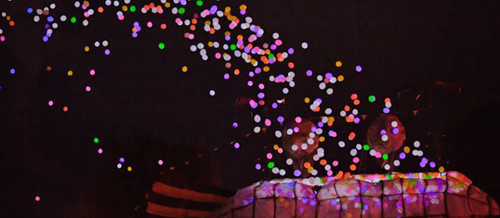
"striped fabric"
144,141,233,218
146,181,233,218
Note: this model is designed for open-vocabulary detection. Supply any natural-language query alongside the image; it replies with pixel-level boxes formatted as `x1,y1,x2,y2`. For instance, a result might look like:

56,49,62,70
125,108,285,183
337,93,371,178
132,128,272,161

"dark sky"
1,0,500,217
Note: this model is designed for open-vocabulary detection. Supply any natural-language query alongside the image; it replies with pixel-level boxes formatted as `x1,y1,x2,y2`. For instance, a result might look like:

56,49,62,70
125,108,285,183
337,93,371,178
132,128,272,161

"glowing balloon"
366,114,406,154
282,119,319,177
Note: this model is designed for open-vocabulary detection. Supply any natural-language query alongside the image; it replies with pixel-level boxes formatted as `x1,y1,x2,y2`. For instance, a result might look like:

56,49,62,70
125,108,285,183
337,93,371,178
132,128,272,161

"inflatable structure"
216,172,499,217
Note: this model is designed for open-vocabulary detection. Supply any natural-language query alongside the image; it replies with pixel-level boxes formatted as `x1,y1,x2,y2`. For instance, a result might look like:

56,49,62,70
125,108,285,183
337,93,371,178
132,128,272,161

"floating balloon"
282,119,319,176
366,114,406,154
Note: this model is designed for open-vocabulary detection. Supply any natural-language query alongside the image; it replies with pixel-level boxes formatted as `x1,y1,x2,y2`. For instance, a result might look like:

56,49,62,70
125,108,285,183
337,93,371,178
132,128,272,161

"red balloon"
366,114,406,154
282,120,319,158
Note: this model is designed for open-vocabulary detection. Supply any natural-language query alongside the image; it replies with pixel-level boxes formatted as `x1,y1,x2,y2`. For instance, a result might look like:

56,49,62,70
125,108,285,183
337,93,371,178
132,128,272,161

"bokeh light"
158,42,165,50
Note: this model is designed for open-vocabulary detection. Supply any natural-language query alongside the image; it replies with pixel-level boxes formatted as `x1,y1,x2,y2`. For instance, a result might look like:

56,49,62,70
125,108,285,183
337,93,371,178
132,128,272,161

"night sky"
1,0,500,217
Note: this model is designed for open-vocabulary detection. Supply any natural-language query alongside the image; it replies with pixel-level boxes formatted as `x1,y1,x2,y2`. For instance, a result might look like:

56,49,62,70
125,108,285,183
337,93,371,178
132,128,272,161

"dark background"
1,0,500,217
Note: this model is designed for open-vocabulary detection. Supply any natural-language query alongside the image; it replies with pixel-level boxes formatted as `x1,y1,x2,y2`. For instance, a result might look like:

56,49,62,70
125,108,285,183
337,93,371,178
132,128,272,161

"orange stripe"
152,182,227,205
147,202,213,218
